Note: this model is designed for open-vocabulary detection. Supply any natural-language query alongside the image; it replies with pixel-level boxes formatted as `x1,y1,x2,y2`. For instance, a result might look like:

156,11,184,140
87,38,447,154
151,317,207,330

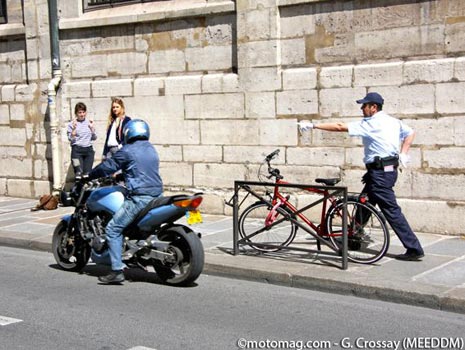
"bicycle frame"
270,178,338,236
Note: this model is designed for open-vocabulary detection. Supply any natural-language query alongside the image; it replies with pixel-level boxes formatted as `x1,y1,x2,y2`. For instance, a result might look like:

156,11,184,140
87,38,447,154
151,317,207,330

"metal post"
232,181,239,255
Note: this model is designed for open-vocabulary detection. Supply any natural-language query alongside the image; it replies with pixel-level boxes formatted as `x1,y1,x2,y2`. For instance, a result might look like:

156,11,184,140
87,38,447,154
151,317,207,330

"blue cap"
356,92,384,105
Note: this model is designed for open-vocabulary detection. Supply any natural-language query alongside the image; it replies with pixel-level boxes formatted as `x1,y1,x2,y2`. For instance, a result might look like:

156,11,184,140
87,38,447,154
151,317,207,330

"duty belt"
366,155,399,170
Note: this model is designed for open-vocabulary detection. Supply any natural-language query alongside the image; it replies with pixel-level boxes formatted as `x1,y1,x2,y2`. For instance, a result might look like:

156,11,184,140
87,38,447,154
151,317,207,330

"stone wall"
0,0,464,235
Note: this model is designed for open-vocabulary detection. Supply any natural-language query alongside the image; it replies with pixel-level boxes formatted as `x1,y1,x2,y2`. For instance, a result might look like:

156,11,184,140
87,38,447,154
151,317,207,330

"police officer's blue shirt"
347,111,413,164
90,140,163,197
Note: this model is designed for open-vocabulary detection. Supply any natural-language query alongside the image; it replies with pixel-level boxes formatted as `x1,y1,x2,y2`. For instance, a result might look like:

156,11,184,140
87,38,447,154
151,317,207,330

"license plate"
186,210,203,225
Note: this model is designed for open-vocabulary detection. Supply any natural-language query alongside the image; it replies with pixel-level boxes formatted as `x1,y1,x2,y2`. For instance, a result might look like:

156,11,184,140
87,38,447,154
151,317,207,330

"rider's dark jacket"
89,139,163,197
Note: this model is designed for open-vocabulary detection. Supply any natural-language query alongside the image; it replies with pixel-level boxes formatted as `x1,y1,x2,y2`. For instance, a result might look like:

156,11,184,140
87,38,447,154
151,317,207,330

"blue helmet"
123,119,150,144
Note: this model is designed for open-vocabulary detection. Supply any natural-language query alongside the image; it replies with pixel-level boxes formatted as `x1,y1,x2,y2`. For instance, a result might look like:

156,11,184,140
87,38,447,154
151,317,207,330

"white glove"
399,153,411,168
298,121,314,132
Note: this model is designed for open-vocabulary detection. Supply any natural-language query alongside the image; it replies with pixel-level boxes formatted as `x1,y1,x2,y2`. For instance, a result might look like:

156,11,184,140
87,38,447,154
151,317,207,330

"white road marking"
0,315,23,326
127,347,157,350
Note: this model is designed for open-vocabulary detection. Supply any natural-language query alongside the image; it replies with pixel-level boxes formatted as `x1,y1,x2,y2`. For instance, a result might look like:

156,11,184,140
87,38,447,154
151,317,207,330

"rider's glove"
399,153,411,168
298,120,314,132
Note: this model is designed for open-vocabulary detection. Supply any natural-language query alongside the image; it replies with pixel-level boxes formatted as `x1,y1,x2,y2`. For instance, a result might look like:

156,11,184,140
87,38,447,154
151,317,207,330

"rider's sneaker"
98,270,125,284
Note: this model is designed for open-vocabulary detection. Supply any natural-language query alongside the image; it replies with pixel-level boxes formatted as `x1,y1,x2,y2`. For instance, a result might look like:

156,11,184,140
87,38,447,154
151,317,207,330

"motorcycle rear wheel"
52,220,91,272
152,226,204,286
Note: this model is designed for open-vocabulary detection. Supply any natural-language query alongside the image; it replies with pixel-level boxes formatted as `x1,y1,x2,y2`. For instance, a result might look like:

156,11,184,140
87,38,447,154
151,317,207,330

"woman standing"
102,97,131,159
67,102,97,179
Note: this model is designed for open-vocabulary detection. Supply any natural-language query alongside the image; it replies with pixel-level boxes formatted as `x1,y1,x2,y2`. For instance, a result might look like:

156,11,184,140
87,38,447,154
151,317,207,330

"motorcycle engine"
88,215,107,253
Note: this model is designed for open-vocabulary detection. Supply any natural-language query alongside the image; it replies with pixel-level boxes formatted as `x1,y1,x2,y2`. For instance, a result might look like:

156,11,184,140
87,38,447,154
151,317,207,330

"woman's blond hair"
107,97,126,128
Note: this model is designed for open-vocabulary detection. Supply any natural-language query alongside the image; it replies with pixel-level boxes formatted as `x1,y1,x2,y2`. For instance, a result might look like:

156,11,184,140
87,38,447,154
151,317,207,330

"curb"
2,236,465,314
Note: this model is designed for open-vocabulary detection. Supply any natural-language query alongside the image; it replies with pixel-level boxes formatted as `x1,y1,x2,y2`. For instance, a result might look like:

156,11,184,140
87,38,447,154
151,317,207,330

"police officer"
298,92,424,261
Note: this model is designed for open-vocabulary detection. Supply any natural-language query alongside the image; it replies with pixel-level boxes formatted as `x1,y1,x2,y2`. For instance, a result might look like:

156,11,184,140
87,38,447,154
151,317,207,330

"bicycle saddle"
315,178,341,186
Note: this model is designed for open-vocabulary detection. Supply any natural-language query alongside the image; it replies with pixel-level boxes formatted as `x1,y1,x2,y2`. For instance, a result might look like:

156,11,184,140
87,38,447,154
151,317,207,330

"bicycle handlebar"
265,149,280,162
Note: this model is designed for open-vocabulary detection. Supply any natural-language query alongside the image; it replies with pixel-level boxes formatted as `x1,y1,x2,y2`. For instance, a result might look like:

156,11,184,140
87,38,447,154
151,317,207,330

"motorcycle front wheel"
152,226,204,286
52,220,91,272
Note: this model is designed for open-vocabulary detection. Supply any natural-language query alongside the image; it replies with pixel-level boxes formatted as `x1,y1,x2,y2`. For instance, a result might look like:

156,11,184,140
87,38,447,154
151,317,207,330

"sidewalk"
1,196,464,313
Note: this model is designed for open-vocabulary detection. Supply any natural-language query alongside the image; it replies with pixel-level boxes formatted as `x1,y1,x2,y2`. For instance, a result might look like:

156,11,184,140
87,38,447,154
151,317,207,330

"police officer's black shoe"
395,250,424,261
98,270,125,284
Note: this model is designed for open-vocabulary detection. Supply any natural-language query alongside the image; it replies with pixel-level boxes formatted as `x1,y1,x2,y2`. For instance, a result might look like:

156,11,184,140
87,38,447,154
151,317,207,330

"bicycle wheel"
325,199,389,264
238,201,297,252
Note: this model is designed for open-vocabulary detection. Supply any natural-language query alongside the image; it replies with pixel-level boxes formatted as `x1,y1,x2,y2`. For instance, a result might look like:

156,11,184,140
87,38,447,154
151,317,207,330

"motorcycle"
52,177,204,286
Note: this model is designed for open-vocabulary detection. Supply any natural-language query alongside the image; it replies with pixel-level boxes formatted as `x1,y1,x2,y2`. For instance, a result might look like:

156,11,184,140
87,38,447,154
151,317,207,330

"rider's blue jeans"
104,194,155,271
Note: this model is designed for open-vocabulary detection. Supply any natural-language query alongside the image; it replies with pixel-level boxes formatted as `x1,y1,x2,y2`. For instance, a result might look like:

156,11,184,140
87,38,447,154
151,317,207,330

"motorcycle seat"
126,194,193,231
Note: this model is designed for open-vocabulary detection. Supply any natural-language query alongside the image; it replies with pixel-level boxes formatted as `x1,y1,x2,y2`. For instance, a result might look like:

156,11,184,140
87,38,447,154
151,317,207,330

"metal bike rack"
231,180,348,270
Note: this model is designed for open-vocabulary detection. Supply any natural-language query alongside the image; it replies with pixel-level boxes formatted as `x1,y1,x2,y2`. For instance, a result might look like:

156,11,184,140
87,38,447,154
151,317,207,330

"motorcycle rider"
89,119,163,284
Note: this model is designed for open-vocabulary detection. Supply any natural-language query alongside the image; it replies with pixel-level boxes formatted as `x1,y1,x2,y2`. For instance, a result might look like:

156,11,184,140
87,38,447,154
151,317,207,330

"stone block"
107,52,147,76
0,127,26,146
222,74,240,92
63,81,91,98
10,104,25,121
195,192,226,215
400,199,465,235
0,178,6,195
406,117,454,146
239,40,280,68
0,64,11,83
345,147,366,168
280,38,306,66
33,180,52,196
151,119,200,145
183,145,223,163
134,77,164,96
436,82,465,114
165,75,202,95
354,62,403,87
223,146,286,164
71,55,107,78
245,92,275,118
423,147,465,169
237,9,273,41
403,59,455,84
355,25,444,61
201,119,259,145
288,147,345,166
186,46,232,71
15,83,37,102
276,89,318,115
157,145,183,162
455,57,465,81
202,74,223,93
412,173,465,201
283,68,317,90
92,79,133,98
1,85,15,102
6,179,33,198
185,93,244,119
194,163,248,189
445,21,465,54
455,117,465,146
319,88,366,118
149,50,185,74
0,158,33,177
259,119,297,146
124,95,185,119
159,162,193,187
238,67,281,92
371,86,435,116
319,65,353,89
280,9,315,38
0,105,9,124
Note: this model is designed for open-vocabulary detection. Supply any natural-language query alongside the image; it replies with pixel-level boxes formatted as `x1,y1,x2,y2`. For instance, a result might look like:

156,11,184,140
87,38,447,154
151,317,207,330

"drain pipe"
47,0,63,194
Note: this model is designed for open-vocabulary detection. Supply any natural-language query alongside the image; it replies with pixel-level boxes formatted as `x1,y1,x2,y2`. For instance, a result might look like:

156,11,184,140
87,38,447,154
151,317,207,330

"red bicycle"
238,150,390,264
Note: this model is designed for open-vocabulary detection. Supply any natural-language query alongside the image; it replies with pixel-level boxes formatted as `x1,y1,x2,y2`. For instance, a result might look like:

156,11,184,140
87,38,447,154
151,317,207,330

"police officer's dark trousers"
362,168,424,255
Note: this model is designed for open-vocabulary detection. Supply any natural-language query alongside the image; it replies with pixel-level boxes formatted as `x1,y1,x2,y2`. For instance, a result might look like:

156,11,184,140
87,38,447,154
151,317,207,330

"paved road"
1,196,465,314
1,246,465,350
